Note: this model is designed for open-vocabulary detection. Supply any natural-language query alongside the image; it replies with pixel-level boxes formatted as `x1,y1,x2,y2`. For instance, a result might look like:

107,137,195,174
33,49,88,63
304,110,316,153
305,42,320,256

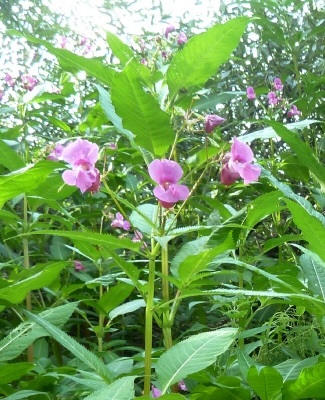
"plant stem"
143,248,156,396
23,195,33,362
161,246,173,351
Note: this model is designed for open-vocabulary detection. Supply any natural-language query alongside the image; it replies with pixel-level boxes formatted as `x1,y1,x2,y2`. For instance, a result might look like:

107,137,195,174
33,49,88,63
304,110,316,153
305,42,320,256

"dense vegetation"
0,0,324,398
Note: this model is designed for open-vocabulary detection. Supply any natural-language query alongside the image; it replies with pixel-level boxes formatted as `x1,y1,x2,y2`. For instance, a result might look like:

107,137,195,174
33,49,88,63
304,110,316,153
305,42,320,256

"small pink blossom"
287,104,301,117
273,77,283,91
148,159,190,208
141,58,148,66
151,385,162,398
165,24,175,38
59,35,68,49
21,75,38,91
111,212,131,231
267,91,278,105
74,261,85,271
132,230,143,243
178,380,188,391
220,137,261,185
246,86,256,100
108,143,118,150
4,73,15,87
61,139,100,193
79,35,88,46
47,143,64,161
204,114,226,133
177,32,187,45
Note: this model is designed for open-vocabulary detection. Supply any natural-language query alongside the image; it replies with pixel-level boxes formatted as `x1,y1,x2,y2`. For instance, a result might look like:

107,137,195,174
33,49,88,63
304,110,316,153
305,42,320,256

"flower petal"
148,159,183,185
231,137,254,164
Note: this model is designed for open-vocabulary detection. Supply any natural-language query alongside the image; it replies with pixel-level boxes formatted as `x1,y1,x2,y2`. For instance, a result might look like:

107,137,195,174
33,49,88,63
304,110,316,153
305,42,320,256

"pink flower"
111,212,131,231
59,35,68,49
204,114,226,133
220,137,261,185
165,24,175,38
273,77,283,91
267,91,278,105
151,385,162,398
148,159,190,208
61,139,100,193
108,143,118,150
132,230,143,243
21,75,38,91
79,35,88,46
74,261,85,271
177,32,187,45
246,86,256,100
287,104,301,117
47,143,64,161
4,73,15,87
178,380,188,391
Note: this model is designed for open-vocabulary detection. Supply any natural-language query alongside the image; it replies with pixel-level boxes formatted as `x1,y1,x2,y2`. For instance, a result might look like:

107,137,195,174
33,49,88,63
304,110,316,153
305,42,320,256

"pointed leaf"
247,366,283,400
156,328,237,394
24,311,112,383
109,299,146,320
275,357,319,382
84,375,136,400
300,252,325,299
107,32,134,64
167,17,249,98
111,63,174,155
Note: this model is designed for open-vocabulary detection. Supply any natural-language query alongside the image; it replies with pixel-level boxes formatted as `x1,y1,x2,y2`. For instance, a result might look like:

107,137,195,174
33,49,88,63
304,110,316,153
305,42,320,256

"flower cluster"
221,137,261,185
164,23,188,46
48,139,100,193
148,159,190,208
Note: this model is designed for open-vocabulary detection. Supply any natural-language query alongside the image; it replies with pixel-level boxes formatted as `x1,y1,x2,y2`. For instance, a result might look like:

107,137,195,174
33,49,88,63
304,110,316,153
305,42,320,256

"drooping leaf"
167,17,249,99
247,366,283,400
156,328,237,394
24,311,112,383
83,375,136,400
110,63,175,156
0,302,78,362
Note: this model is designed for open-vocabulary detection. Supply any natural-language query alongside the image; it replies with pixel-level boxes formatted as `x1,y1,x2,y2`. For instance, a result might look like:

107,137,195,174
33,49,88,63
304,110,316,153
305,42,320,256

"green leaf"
106,32,134,64
111,63,175,156
156,328,237,394
267,120,325,184
0,302,78,362
48,116,71,132
24,310,112,383
191,385,251,400
4,390,49,400
109,299,146,320
0,363,33,384
0,140,25,171
300,252,325,299
240,119,319,142
167,17,249,99
8,29,115,86
98,282,134,314
285,198,325,262
83,375,136,400
0,261,68,305
283,362,325,399
275,357,319,382
247,366,283,400
194,91,246,111
0,161,59,208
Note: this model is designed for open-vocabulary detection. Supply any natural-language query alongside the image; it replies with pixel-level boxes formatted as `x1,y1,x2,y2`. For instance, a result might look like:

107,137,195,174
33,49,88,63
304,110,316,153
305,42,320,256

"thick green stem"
144,255,156,396
23,195,33,362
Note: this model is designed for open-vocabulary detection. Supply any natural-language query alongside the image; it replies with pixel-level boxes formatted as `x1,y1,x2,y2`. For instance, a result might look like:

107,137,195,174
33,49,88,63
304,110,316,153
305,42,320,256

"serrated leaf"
283,362,325,399
8,30,115,86
83,375,136,400
0,140,25,171
0,302,78,362
156,328,237,394
247,366,283,400
0,261,68,305
167,17,249,99
300,253,325,299
24,310,112,383
111,63,174,156
106,32,134,64
0,161,59,208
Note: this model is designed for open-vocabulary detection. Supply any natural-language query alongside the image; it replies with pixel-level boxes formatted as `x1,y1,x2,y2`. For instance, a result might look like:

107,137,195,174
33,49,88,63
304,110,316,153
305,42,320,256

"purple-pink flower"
177,32,187,45
267,91,278,106
165,24,175,38
59,35,68,49
148,159,190,208
21,75,38,91
47,143,64,161
273,77,283,91
61,139,100,193
151,385,162,398
4,73,15,87
246,86,256,100
132,230,143,243
204,114,226,133
220,137,261,185
74,261,85,271
111,212,131,231
287,104,301,117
